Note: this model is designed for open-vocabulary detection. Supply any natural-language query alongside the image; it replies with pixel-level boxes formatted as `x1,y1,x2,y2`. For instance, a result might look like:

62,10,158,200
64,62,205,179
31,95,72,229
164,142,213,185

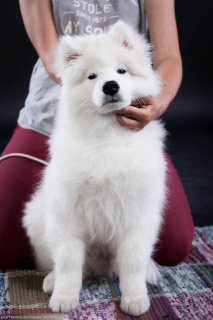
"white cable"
0,153,49,166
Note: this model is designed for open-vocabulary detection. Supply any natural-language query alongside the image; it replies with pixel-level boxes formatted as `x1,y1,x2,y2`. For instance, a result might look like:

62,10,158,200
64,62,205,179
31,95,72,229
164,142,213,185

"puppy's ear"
108,21,141,50
53,35,80,78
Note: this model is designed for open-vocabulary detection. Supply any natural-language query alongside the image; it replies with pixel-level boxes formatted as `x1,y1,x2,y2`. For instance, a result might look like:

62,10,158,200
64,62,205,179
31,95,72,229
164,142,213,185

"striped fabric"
0,226,213,319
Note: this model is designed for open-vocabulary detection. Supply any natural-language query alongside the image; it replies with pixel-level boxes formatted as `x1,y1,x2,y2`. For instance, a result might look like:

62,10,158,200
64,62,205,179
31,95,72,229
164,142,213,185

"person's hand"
44,56,61,85
44,54,80,85
115,94,170,131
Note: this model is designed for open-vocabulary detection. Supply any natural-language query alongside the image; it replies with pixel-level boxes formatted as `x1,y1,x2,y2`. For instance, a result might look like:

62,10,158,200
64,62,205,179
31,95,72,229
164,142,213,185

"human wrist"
155,56,182,106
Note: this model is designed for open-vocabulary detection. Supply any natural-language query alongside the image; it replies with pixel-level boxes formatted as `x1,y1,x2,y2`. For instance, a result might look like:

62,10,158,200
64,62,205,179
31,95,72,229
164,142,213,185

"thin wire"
0,153,49,166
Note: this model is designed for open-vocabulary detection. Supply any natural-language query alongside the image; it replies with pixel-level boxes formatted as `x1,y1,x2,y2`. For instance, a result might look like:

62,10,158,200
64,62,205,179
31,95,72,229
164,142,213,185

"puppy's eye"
88,74,97,80
117,69,126,74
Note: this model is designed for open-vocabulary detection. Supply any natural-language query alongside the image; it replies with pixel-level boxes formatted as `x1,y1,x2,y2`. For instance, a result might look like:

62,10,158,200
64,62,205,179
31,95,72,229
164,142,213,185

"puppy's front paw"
120,294,150,316
43,271,55,294
49,292,79,313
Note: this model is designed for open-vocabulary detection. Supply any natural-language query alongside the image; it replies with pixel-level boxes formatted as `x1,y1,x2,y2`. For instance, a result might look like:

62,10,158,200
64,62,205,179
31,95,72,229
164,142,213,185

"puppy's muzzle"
102,81,120,96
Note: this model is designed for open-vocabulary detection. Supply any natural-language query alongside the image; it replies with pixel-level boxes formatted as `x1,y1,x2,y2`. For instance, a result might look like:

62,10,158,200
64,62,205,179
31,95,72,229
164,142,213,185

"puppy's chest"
77,142,143,179
76,157,146,243
67,142,152,239
74,143,148,211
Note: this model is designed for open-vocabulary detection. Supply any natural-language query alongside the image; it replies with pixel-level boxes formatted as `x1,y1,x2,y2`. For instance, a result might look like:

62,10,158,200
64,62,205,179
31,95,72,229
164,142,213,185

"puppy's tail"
146,258,161,285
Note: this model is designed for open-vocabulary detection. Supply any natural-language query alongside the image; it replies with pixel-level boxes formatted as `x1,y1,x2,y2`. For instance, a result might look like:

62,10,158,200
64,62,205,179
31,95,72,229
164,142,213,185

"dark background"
0,1,212,226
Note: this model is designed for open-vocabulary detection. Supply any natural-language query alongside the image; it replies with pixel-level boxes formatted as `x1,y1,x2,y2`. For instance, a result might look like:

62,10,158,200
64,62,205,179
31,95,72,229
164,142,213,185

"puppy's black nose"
102,81,120,96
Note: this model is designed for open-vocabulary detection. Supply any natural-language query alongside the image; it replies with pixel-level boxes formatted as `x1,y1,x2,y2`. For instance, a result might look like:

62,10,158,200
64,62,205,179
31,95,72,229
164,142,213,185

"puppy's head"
54,21,161,115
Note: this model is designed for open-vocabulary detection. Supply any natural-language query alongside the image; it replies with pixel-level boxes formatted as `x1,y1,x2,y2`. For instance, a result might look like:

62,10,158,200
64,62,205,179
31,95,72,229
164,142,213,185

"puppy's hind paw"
43,271,55,294
120,294,150,316
49,292,79,313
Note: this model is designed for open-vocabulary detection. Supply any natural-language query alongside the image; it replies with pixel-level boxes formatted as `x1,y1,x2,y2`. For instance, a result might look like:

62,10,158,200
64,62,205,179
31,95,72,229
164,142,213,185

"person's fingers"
116,114,146,130
131,97,153,107
116,106,153,124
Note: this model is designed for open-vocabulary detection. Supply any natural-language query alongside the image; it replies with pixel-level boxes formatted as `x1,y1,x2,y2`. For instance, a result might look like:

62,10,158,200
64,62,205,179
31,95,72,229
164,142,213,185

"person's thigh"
154,151,194,266
0,125,49,268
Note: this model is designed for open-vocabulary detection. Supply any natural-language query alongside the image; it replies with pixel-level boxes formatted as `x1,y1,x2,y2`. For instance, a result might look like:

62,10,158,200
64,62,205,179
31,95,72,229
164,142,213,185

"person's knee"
0,242,34,269
166,234,192,266
154,224,194,266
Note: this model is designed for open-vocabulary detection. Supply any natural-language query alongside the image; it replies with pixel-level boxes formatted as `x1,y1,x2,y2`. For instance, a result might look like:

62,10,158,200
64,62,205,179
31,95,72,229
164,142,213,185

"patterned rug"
1,226,213,320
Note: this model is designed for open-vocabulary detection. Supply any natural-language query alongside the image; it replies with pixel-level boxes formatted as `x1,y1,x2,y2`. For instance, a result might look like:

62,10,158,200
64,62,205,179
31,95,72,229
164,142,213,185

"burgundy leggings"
0,125,194,268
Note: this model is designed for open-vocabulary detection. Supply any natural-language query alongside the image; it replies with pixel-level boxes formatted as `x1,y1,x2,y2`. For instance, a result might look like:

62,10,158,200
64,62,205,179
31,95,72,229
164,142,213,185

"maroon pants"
0,125,194,268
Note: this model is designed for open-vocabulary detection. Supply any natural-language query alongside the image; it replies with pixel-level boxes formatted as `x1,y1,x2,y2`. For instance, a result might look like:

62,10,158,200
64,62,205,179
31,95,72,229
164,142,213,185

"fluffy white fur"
23,21,167,316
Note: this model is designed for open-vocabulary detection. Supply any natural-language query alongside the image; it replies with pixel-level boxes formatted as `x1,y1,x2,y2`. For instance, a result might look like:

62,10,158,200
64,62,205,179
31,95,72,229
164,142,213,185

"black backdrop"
0,1,213,226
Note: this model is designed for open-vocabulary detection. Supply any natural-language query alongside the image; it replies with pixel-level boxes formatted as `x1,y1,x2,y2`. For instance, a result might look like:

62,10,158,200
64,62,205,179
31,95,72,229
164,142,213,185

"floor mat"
1,226,213,319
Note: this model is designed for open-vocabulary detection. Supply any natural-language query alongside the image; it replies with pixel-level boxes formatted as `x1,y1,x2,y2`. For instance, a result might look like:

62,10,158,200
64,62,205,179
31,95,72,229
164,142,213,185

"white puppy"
23,21,167,316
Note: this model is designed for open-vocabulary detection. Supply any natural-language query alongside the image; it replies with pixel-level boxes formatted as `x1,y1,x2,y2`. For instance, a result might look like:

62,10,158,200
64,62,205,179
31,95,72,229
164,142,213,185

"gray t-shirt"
18,0,146,136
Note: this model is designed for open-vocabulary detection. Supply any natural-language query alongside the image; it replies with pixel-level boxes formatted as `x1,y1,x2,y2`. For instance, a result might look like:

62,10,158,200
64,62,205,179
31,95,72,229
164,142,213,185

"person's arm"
19,0,60,84
116,0,182,130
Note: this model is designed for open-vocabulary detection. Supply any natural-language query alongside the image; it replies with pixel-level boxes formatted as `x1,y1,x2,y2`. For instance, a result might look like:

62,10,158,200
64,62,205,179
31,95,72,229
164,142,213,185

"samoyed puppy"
23,21,167,316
